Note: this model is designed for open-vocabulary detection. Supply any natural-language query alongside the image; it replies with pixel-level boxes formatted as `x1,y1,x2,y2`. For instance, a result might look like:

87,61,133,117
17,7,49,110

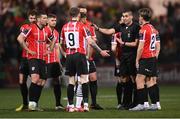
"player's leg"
16,58,29,111
89,60,103,110
75,76,84,112
130,58,153,111
129,74,146,111
146,77,161,110
77,53,89,112
146,57,161,110
49,63,64,110
65,55,76,112
28,59,44,111
153,78,161,110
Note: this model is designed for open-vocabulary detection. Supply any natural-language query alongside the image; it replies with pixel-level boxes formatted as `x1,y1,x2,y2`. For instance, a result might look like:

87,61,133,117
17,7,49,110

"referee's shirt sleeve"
113,23,121,33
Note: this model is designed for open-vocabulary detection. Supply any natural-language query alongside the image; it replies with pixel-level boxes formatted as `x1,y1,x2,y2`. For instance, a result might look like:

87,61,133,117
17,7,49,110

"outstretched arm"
92,24,115,35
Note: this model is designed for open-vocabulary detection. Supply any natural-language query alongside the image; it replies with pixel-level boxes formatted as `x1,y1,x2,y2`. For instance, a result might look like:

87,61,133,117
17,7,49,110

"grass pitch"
0,85,180,118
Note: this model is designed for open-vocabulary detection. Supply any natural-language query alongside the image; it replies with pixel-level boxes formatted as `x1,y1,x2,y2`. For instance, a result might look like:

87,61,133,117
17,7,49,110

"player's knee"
69,76,75,85
146,79,152,88
31,74,40,84
89,72,97,81
80,75,89,84
136,75,145,89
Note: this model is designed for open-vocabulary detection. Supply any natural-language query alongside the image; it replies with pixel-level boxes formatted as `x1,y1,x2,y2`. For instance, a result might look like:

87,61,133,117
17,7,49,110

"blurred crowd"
0,0,180,86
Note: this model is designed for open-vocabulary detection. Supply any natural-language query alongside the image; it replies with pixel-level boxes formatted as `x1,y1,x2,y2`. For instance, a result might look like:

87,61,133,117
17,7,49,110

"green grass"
0,85,180,118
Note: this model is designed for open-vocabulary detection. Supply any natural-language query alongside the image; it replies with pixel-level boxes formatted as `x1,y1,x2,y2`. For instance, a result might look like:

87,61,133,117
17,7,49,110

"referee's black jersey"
113,22,140,53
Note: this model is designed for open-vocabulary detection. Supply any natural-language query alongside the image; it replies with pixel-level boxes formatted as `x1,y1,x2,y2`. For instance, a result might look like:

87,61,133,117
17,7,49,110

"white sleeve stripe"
21,32,27,37
142,30,146,41
83,27,88,37
111,42,117,44
22,28,32,37
85,36,91,39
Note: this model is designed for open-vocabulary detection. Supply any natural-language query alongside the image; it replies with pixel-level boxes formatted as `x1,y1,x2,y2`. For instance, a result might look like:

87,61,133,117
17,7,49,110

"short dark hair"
48,13,57,18
123,10,133,16
69,7,80,17
27,9,37,16
36,10,47,18
138,8,152,21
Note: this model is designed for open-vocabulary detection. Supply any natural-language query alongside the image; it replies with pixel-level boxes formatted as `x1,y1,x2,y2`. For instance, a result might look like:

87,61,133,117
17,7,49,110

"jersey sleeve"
55,31,60,43
139,29,146,42
20,26,32,38
90,26,96,37
82,26,92,39
47,29,54,41
156,31,160,42
60,26,65,44
111,33,117,44
113,23,121,32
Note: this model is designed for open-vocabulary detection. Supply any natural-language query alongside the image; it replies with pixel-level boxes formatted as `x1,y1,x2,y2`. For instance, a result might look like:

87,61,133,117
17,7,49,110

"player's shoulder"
61,22,69,30
139,27,146,33
28,23,37,29
151,25,159,34
77,22,87,29
86,20,92,26
44,26,51,31
53,28,59,34
21,23,30,29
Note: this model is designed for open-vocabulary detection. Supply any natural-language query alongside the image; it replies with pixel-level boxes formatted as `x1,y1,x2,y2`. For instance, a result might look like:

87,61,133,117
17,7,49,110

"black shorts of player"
19,57,29,76
65,53,88,76
88,60,96,73
114,65,120,76
47,62,61,78
28,58,47,80
137,57,158,77
119,52,136,76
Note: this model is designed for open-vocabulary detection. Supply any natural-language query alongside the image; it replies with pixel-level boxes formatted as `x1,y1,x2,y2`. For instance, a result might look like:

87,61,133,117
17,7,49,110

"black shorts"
28,58,47,80
65,53,88,76
114,65,120,76
19,57,29,76
119,52,136,76
88,60,96,73
47,62,61,78
137,57,158,77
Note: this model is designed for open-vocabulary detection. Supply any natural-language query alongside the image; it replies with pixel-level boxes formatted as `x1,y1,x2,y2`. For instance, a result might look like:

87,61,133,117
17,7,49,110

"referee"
93,10,140,109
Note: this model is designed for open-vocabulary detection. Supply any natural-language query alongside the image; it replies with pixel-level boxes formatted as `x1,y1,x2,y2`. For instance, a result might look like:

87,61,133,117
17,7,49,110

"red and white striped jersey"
85,20,96,61
111,32,122,59
85,20,96,37
60,21,91,55
139,23,160,58
45,27,60,64
20,24,30,58
21,23,54,60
